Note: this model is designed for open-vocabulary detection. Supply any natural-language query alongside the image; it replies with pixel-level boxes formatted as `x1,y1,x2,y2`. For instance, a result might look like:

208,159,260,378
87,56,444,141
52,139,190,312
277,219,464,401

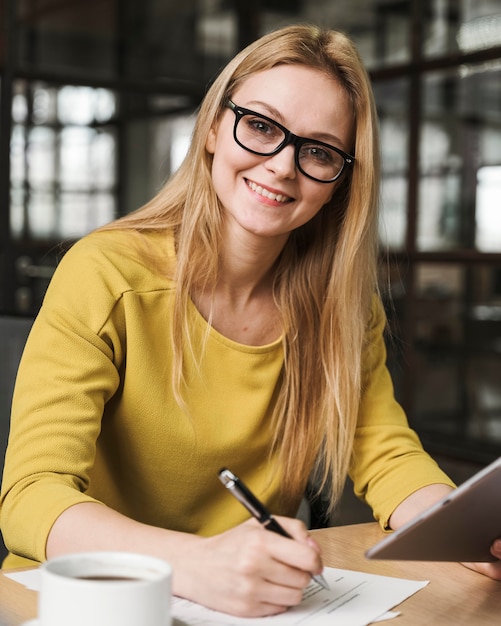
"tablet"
366,456,501,562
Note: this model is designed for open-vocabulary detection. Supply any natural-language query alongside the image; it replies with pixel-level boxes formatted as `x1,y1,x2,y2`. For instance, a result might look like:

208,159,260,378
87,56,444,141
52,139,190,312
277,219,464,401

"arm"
350,298,456,528
351,299,501,581
388,483,454,529
1,233,322,616
47,502,324,617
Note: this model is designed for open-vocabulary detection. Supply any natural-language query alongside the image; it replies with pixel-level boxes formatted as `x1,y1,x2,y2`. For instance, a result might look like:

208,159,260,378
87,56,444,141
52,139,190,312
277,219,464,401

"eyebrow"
244,100,346,148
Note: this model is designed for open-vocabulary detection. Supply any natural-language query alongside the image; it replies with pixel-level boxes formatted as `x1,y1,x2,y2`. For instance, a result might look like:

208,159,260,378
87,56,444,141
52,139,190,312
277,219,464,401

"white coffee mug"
35,551,172,626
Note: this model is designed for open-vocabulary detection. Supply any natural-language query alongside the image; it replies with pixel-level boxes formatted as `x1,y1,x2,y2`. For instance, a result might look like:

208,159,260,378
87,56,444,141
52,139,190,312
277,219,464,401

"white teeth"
247,180,290,203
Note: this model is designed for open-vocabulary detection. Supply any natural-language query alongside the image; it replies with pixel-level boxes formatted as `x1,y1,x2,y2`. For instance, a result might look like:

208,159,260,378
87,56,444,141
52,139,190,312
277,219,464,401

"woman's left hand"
461,539,501,580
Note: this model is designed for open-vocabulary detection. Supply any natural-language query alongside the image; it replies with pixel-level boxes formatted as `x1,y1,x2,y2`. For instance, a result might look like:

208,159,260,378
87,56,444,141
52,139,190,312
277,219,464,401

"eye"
245,116,281,139
301,144,336,165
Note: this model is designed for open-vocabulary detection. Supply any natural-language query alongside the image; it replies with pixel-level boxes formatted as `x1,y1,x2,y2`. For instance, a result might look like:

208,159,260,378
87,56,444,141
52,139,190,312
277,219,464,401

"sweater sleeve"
0,234,127,563
349,297,456,530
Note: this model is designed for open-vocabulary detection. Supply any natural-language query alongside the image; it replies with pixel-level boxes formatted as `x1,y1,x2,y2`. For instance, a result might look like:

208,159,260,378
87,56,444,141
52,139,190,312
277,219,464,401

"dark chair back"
0,316,34,560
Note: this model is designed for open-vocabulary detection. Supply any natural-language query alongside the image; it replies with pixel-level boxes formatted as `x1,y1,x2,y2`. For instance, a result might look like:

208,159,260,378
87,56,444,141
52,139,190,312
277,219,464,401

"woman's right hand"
47,502,323,618
175,516,324,617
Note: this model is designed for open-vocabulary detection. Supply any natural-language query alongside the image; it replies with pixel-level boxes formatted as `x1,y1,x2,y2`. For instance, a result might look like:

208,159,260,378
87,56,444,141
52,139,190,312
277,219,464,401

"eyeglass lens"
235,112,346,182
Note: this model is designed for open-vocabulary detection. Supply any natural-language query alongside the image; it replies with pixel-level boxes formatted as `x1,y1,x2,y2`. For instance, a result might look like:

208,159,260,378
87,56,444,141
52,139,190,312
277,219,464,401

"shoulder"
368,293,386,324
41,229,176,330
360,294,389,377
363,294,387,342
55,228,176,296
63,228,175,267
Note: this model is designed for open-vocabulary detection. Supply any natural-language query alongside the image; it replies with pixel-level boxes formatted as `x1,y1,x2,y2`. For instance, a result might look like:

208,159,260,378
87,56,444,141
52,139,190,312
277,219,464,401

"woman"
1,24,499,618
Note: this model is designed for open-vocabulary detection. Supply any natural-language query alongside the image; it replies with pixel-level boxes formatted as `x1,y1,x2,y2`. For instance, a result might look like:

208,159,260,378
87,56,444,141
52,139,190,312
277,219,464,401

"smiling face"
206,64,354,246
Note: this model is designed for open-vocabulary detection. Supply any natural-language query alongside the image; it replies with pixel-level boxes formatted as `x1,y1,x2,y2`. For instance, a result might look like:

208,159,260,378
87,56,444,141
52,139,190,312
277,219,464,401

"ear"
206,127,217,154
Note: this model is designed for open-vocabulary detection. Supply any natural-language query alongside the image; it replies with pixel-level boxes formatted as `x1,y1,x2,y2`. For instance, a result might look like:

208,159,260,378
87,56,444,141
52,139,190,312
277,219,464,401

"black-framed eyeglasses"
226,100,355,184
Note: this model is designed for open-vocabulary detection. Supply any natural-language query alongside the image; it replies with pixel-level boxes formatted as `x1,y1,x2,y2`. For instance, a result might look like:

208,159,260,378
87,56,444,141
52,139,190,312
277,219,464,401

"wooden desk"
0,523,499,625
313,523,501,625
0,565,37,626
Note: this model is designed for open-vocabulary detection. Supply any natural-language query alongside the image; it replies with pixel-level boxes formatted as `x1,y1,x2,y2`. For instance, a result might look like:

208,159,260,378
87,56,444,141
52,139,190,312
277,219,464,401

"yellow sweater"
0,229,454,568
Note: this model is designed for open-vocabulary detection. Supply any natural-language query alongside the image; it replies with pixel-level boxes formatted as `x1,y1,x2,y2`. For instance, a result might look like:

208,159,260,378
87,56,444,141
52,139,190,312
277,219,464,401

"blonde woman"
1,24,499,617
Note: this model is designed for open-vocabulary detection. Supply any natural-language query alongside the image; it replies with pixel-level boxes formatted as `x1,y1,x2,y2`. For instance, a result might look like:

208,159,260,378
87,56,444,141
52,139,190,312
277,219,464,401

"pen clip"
218,468,269,523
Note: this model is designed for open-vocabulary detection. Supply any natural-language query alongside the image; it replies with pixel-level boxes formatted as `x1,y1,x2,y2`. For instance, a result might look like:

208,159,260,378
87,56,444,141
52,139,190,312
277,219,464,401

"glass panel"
417,63,501,251
10,187,26,239
260,0,412,69
10,125,26,184
28,189,58,239
58,87,100,126
374,78,410,251
123,110,196,215
57,86,116,125
32,84,58,125
411,263,501,446
424,0,501,57
60,127,96,188
91,131,117,190
196,0,238,77
169,114,197,173
59,192,115,239
12,88,28,124
27,126,56,185
10,79,118,241
476,166,501,251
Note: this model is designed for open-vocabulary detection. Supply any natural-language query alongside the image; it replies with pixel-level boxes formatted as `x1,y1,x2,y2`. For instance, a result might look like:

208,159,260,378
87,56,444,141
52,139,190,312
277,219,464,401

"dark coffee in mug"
75,575,142,581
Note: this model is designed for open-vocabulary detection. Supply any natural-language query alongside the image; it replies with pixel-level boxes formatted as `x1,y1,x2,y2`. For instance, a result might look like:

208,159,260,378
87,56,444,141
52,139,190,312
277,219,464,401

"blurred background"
1,0,501,514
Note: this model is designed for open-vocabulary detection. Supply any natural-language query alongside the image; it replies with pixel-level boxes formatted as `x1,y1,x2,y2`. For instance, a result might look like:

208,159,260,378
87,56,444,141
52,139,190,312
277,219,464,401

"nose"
264,144,297,180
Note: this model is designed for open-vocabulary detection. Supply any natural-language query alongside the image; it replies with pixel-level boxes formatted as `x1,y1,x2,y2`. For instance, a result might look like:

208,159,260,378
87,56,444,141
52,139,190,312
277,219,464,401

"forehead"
231,64,354,142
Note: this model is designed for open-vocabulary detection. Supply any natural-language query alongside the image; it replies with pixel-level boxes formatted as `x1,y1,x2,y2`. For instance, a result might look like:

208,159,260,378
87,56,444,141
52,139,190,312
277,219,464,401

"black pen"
218,468,330,590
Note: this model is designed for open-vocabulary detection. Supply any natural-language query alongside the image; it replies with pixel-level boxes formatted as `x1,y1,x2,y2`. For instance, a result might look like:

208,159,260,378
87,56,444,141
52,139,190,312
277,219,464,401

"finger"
234,567,308,609
206,581,291,619
262,555,313,590
232,529,314,587
460,538,501,581
461,560,501,581
261,528,324,579
274,516,311,542
237,601,289,619
227,525,319,596
222,554,309,616
274,516,323,556
491,538,501,560
194,524,315,618
225,596,290,619
258,578,307,608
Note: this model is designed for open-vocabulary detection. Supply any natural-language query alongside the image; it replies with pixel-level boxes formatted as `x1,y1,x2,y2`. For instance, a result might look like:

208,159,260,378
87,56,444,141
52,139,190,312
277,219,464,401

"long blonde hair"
102,24,381,512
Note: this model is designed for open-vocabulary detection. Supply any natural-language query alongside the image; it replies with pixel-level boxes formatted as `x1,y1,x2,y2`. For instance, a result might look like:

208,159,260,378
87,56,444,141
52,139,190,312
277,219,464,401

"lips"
246,179,292,203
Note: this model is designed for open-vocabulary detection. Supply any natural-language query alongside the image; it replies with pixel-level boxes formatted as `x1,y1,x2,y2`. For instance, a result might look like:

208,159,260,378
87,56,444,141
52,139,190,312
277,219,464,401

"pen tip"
315,573,330,590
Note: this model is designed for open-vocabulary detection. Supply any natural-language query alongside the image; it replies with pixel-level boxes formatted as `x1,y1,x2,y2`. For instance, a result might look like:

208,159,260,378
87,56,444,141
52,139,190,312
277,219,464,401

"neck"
190,223,286,345
215,221,287,302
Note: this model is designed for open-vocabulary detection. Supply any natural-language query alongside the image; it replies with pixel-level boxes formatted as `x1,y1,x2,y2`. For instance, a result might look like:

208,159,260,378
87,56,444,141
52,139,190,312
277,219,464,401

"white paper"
171,567,427,625
5,568,41,590
7,566,427,626
372,612,400,623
